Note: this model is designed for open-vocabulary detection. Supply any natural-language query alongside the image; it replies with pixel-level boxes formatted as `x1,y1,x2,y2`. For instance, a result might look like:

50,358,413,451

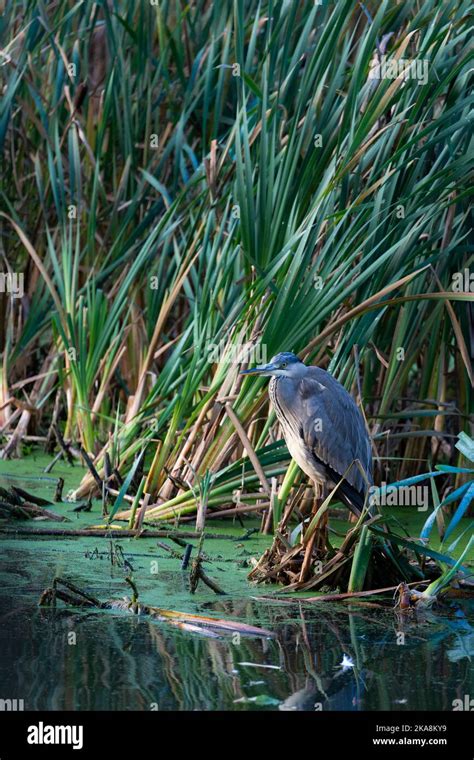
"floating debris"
38,577,275,639
0,485,67,522
337,654,355,671
233,695,281,706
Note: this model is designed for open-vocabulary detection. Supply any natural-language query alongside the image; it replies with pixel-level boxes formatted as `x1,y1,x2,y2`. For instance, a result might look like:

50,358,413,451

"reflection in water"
0,595,472,711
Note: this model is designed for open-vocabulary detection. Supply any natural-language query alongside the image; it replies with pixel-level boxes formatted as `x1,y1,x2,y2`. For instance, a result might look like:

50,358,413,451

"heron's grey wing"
298,368,372,495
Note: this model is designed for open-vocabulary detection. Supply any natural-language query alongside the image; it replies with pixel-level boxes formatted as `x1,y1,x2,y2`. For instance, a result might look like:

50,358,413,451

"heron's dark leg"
300,485,315,517
299,525,317,583
314,483,329,554
299,482,328,583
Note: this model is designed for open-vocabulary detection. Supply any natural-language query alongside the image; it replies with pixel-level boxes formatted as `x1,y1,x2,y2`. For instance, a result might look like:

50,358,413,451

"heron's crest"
270,351,303,367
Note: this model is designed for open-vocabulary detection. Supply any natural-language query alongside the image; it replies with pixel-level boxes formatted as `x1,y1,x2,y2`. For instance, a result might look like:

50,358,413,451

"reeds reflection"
0,595,472,711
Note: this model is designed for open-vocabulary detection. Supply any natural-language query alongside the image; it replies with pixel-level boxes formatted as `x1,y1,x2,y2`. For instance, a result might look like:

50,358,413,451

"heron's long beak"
240,362,279,376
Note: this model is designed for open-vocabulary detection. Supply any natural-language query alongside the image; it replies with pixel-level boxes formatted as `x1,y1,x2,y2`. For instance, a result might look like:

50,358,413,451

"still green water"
0,455,473,711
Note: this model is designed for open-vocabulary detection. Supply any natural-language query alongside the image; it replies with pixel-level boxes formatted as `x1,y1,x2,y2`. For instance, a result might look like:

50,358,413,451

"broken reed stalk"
124,575,139,605
9,486,52,506
102,453,113,514
0,526,234,539
156,540,183,560
133,491,151,532
197,566,226,595
104,452,112,484
127,476,146,529
44,451,63,473
252,580,431,604
188,530,225,594
0,503,32,519
189,554,226,595
112,486,271,522
53,576,102,607
54,477,64,502
181,544,192,569
299,528,317,583
225,403,271,497
178,502,270,521
79,445,103,490
195,492,208,533
52,423,74,465
107,487,136,505
262,479,278,534
0,485,69,522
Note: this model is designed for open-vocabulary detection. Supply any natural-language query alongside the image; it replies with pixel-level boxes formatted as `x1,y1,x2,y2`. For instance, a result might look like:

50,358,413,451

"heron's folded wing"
298,370,372,494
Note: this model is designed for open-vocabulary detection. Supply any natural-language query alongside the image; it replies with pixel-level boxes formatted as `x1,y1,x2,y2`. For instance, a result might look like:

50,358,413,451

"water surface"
0,459,473,711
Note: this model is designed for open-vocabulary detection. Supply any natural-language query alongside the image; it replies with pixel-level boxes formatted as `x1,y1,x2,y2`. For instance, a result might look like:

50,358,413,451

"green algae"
0,453,275,613
0,452,471,613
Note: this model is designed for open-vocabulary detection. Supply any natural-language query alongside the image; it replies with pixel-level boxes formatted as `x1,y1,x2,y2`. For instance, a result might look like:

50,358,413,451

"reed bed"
1,0,472,587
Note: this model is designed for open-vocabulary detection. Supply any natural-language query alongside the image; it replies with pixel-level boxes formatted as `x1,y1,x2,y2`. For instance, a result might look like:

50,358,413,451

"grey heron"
241,352,373,518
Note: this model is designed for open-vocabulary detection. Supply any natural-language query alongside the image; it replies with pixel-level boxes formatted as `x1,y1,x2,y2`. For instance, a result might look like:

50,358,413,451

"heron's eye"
281,362,287,368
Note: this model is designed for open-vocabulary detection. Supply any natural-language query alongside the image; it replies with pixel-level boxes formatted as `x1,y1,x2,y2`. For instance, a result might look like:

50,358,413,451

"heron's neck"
269,376,285,425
